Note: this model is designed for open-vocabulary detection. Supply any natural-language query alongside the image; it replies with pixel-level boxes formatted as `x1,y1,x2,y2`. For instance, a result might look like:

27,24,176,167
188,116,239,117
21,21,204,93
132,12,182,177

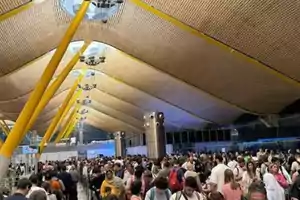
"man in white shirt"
227,154,238,170
209,155,230,193
233,157,245,184
170,176,204,200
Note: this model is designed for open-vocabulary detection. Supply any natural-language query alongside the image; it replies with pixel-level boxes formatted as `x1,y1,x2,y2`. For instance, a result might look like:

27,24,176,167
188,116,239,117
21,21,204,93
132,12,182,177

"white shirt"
210,163,230,193
233,165,244,182
291,161,300,172
170,191,204,200
227,160,238,170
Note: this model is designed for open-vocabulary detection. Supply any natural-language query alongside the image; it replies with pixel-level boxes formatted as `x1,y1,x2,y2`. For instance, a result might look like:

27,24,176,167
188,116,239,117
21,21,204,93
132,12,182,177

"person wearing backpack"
169,160,185,193
170,177,205,200
144,177,171,200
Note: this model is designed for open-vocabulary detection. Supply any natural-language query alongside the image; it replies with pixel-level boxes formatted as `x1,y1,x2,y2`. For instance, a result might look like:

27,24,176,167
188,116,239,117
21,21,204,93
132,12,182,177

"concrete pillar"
144,112,166,159
77,121,84,145
114,131,126,157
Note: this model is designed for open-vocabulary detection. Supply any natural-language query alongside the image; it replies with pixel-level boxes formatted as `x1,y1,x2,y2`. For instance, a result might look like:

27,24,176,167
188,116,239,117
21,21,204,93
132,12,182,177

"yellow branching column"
22,42,90,141
63,120,77,140
38,72,85,155
54,110,78,144
0,1,90,179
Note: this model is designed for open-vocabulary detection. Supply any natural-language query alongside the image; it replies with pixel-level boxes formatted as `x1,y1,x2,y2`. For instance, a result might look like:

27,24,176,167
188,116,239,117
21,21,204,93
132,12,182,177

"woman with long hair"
242,161,260,194
263,163,286,200
221,169,243,200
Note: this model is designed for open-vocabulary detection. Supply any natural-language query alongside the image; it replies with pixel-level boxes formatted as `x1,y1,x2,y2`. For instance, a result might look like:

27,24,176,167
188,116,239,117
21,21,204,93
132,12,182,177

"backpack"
169,168,182,191
50,179,61,190
175,191,202,200
149,188,170,200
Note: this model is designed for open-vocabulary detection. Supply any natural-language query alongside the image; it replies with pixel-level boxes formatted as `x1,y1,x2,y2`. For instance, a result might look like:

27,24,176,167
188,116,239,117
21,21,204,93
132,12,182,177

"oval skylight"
60,0,122,21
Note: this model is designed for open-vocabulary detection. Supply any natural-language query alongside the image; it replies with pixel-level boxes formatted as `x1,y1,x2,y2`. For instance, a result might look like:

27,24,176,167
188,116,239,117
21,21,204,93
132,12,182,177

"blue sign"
21,146,38,154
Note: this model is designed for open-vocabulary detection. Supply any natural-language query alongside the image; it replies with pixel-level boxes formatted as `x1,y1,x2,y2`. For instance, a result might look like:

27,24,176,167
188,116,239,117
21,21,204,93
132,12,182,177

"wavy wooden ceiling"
0,0,300,135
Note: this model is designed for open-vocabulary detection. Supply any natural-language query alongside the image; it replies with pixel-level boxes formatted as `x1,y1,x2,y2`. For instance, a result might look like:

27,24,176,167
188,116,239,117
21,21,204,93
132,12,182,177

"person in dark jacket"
57,165,76,200
89,167,105,200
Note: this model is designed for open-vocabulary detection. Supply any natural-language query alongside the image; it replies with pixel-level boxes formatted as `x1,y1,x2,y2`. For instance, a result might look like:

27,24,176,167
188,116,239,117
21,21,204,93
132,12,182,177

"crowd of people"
2,148,300,200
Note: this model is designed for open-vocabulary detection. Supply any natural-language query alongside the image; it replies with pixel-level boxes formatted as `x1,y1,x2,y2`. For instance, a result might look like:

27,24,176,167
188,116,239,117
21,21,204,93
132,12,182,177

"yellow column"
63,121,77,139
0,1,90,176
22,42,90,141
39,73,85,153
54,111,78,143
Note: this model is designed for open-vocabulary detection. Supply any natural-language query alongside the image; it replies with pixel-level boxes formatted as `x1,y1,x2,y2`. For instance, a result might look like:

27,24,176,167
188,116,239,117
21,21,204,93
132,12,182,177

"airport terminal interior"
1,0,300,198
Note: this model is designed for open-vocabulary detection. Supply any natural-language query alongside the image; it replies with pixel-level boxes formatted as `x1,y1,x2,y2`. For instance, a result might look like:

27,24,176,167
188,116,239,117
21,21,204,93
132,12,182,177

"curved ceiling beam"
90,68,214,124
34,105,143,134
88,101,144,129
86,107,143,132
0,69,198,127
130,0,300,86
87,116,139,135
0,85,180,130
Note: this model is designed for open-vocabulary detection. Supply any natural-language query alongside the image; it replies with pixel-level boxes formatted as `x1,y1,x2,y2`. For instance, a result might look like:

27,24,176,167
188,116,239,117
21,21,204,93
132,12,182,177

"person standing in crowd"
114,163,125,179
126,165,145,199
58,165,76,200
123,164,134,184
233,157,245,184
144,177,171,200
130,180,143,200
26,174,47,199
242,161,260,194
170,176,205,200
227,154,238,170
247,181,267,200
263,163,286,200
222,169,242,200
210,155,229,193
41,182,57,200
6,178,32,200
169,159,185,193
89,167,105,200
156,161,170,179
100,169,125,199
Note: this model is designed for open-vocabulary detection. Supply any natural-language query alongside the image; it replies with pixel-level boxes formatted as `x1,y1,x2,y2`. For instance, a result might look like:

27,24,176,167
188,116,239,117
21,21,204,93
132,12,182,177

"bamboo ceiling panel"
0,81,71,113
0,50,76,101
87,111,141,134
0,0,299,115
99,48,243,124
86,120,116,133
142,0,300,81
0,0,30,15
92,73,207,129
88,101,144,129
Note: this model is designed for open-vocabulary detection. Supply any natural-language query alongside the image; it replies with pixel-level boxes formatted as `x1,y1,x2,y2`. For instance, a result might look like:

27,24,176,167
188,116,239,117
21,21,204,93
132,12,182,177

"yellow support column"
0,1,90,178
63,121,77,140
54,111,78,144
38,74,85,154
22,42,90,141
